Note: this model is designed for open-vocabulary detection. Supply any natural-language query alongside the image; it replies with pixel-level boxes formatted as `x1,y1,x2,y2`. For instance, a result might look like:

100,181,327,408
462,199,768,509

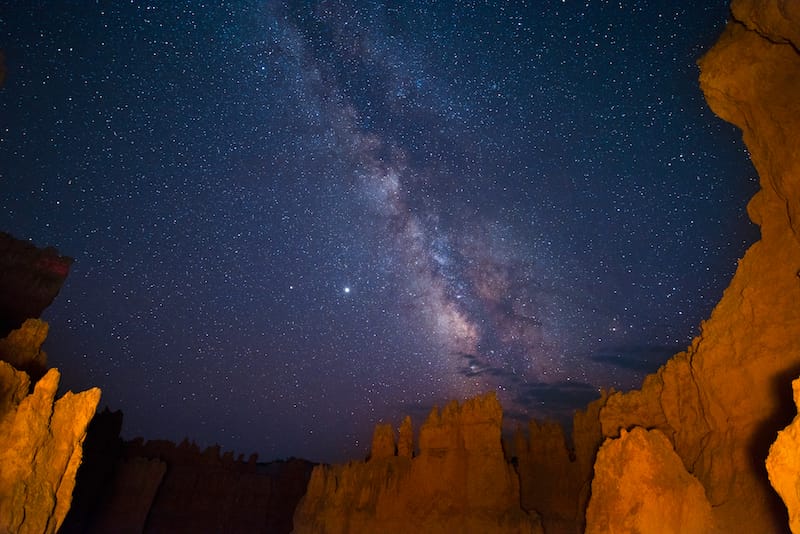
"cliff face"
293,392,541,534
589,2,800,532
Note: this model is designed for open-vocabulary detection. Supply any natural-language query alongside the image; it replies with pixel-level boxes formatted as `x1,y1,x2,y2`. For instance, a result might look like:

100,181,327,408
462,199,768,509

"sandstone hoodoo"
293,393,542,534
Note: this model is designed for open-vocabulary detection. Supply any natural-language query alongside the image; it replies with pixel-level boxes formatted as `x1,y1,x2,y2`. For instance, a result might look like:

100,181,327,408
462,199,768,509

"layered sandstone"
591,2,800,532
293,392,541,534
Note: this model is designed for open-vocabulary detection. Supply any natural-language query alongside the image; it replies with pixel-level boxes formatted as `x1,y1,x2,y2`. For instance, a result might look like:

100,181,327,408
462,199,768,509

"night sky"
1,1,758,462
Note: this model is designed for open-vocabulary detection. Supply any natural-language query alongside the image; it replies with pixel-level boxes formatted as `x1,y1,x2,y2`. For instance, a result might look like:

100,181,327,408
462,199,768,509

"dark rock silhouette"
63,430,314,534
0,232,73,340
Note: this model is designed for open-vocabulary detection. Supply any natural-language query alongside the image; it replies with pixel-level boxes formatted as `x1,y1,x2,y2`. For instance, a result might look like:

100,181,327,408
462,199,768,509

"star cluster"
1,1,757,461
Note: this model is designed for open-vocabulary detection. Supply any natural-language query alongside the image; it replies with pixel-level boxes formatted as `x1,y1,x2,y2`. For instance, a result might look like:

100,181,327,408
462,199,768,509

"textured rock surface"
585,428,713,534
293,392,541,534
0,363,101,534
0,232,73,338
767,377,800,534
595,2,800,532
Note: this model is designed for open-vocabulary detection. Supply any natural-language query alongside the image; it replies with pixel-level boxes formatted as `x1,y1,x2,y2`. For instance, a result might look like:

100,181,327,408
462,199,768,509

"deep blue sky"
1,1,757,462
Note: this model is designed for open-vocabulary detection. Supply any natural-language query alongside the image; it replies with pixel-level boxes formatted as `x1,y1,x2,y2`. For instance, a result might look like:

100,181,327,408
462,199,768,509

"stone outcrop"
585,428,713,534
767,377,800,534
0,363,100,534
293,392,541,534
0,232,73,338
589,2,800,532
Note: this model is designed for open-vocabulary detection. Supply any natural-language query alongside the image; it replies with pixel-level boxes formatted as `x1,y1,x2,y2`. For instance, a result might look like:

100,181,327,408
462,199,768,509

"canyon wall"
586,1,800,532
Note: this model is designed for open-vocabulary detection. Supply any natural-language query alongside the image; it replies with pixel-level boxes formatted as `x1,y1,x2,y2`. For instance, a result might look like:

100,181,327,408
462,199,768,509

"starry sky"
1,1,758,462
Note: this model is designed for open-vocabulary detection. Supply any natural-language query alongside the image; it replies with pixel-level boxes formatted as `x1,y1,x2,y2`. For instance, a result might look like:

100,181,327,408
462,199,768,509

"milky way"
1,1,758,461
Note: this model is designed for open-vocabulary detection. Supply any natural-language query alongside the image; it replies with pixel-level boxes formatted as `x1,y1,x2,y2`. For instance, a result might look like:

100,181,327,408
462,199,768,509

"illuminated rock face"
592,1,800,532
768,378,800,534
0,363,100,534
586,427,713,534
292,392,541,534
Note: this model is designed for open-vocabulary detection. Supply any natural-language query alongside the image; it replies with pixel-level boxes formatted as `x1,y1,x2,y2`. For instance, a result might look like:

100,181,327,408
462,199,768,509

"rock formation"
0,363,100,533
0,232,73,338
585,427,713,534
515,391,608,534
768,377,800,534
293,392,541,534
586,1,800,532
64,436,314,534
